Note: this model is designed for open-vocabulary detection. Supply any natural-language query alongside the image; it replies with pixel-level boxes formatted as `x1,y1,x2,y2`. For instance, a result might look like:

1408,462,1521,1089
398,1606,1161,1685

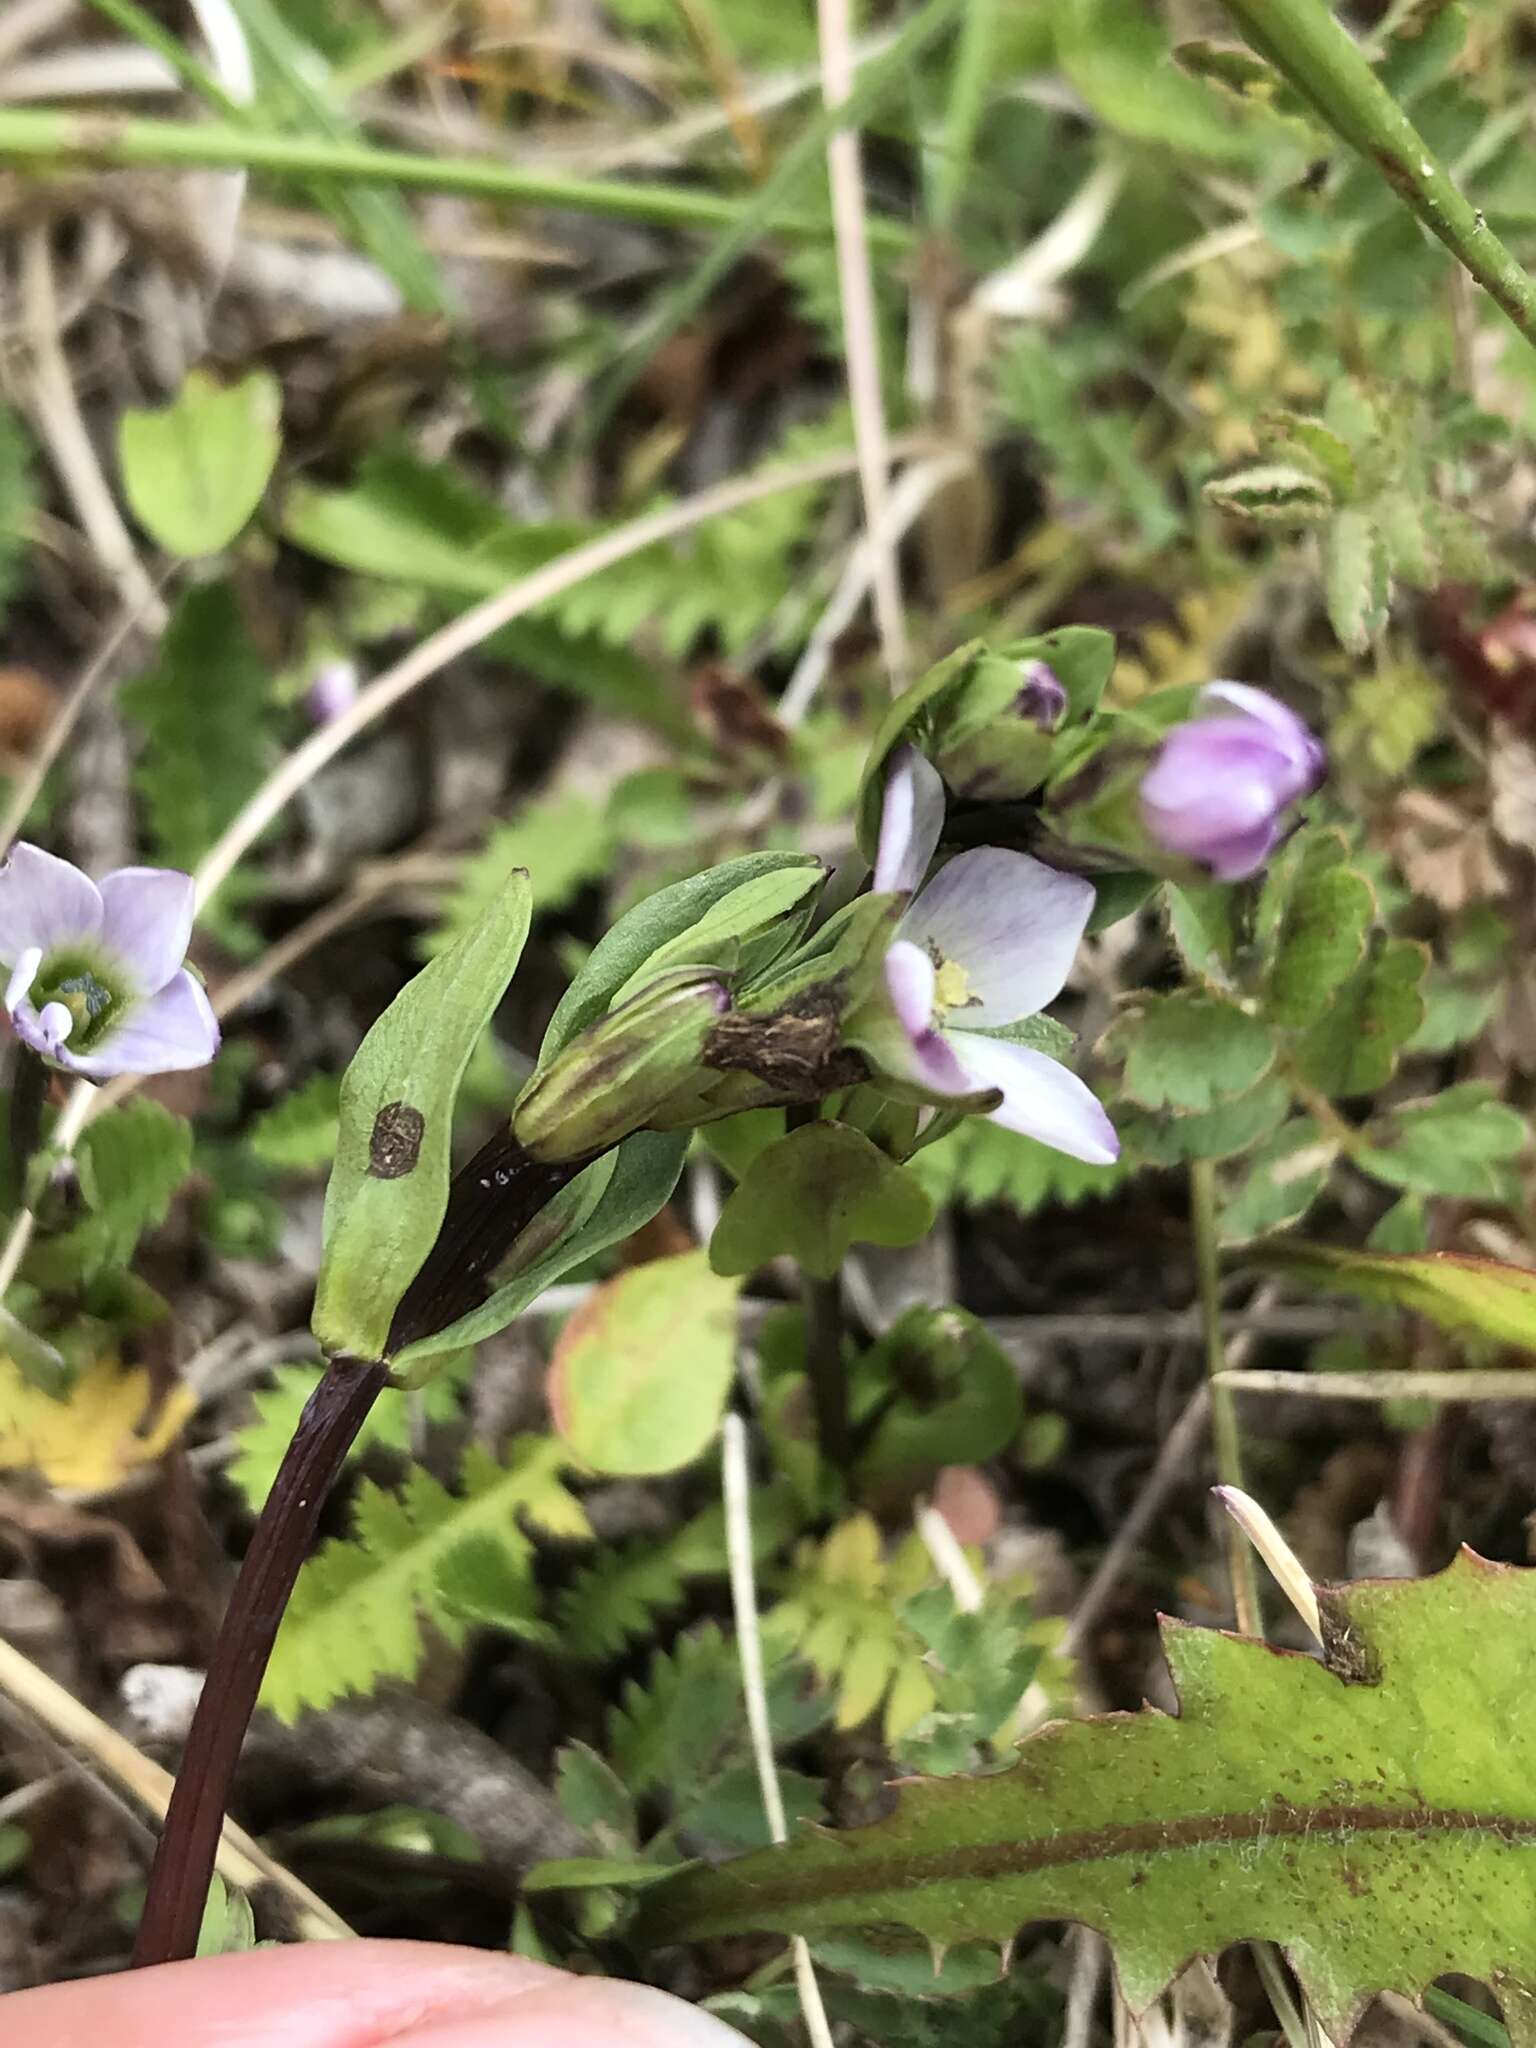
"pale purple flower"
864,752,1119,1166
1017,658,1067,732
0,843,219,1078
1141,681,1324,881
305,658,359,726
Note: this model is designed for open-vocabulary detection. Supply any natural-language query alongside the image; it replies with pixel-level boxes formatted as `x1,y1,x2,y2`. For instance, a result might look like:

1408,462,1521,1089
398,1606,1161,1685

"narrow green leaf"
1325,504,1391,652
1204,461,1333,522
313,870,532,1359
393,1130,689,1372
1245,1240,1536,1353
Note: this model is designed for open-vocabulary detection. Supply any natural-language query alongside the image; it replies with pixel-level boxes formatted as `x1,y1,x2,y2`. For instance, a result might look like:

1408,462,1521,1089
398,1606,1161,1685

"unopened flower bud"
305,659,360,726
514,971,730,1161
1140,682,1324,880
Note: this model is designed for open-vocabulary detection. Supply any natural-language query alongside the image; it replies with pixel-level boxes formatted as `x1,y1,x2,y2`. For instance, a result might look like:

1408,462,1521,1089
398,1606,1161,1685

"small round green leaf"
118,368,282,557
709,1123,936,1281
549,1249,741,1476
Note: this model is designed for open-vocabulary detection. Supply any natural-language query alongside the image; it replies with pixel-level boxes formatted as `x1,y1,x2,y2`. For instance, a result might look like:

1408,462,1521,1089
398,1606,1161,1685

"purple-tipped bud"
1017,659,1067,732
1140,682,1324,881
305,659,360,727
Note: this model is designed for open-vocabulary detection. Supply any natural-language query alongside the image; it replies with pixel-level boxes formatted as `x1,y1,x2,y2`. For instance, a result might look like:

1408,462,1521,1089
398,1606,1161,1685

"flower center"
932,955,975,1019
31,949,129,1053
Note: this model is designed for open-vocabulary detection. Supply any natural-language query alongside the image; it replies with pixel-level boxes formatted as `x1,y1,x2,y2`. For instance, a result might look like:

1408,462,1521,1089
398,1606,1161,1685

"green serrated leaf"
550,1249,740,1477
263,1437,583,1720
119,368,282,557
1263,861,1374,1027
248,1074,341,1172
1258,411,1357,497
640,1553,1536,2044
228,1358,469,1512
122,582,271,874
30,1098,193,1282
1220,1118,1337,1244
313,870,532,1359
1104,991,1276,1113
1204,462,1333,522
1291,938,1427,1096
1355,1086,1527,1199
1122,1074,1291,1166
422,795,611,957
1325,505,1391,653
710,1123,936,1281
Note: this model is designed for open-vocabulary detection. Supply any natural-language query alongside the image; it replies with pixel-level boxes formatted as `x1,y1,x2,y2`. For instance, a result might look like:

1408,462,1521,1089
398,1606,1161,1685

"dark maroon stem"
132,1354,387,1966
132,1130,586,1966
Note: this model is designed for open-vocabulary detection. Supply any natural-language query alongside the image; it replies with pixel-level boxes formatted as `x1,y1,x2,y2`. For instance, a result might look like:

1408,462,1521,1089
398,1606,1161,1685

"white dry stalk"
1218,1367,1536,1401
816,0,909,692
1212,1486,1322,1644
0,1632,350,1940
17,227,166,630
721,1412,835,2048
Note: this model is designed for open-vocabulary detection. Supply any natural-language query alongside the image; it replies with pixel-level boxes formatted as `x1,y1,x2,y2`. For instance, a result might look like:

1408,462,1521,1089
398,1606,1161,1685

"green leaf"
1121,1074,1291,1166
422,795,611,957
393,1130,688,1371
1257,410,1357,497
1203,462,1333,522
541,854,822,1061
228,1356,470,1512
1244,1241,1536,1354
313,870,532,1359
640,1552,1536,2043
119,368,282,557
710,1123,936,1281
29,1099,193,1283
1324,505,1391,653
1220,1118,1337,1244
553,1501,767,1661
248,1074,341,1172
1355,1086,1527,1199
122,582,270,873
1103,991,1276,1112
853,1307,1024,1489
1056,0,1249,156
909,1123,1127,1215
1291,938,1427,1096
550,1249,740,1477
1262,858,1374,1027
263,1437,585,1720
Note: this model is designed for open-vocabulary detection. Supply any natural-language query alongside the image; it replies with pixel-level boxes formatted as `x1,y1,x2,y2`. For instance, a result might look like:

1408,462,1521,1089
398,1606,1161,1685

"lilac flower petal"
5,946,40,1015
1202,681,1321,781
885,939,936,1037
99,866,197,995
61,968,219,1077
899,848,1095,1027
949,1032,1120,1164
1199,816,1286,882
1141,726,1310,864
0,843,103,964
878,947,971,1094
873,746,946,895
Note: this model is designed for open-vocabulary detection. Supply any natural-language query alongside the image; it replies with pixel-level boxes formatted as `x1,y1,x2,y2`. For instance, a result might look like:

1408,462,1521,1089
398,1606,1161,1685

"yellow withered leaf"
0,1355,195,1491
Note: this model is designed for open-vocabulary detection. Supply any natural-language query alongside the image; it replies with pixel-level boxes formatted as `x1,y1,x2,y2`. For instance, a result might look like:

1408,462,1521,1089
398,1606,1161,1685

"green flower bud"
514,969,730,1161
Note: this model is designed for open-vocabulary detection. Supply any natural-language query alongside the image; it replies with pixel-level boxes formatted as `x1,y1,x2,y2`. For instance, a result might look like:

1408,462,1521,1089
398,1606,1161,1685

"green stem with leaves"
0,106,906,247
1216,0,1536,349
1189,1159,1261,1636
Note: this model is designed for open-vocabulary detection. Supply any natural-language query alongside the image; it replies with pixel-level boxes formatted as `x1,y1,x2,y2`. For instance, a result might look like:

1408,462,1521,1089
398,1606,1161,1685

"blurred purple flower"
305,659,359,726
1140,681,1324,881
866,752,1119,1165
1017,658,1067,732
0,843,219,1078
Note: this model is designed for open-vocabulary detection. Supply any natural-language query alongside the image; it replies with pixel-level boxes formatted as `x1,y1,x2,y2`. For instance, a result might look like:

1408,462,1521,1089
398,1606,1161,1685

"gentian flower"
863,749,1118,1165
0,843,219,1077
1140,682,1323,881
305,658,359,726
1017,658,1067,732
